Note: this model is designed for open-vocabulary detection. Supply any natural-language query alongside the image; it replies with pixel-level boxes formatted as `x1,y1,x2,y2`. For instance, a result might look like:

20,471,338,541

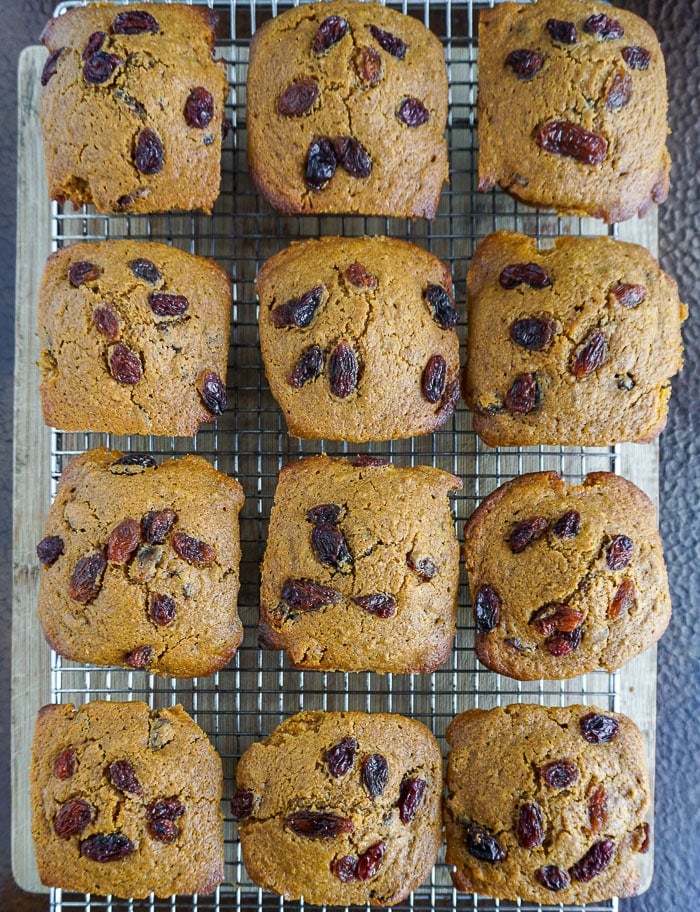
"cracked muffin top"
463,231,686,447
246,1,448,218
463,470,671,679
37,447,244,678
230,710,442,905
256,236,460,442
31,701,223,898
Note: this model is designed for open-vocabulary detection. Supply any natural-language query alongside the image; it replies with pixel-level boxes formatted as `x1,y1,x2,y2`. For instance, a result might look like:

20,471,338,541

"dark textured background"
1,1,698,909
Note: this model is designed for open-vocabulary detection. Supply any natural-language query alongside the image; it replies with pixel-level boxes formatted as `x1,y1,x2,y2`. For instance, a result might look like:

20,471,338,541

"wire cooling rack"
47,0,622,909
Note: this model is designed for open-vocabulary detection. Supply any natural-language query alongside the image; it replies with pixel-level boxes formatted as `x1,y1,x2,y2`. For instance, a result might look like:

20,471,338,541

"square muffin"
37,447,244,678
247,1,448,218
38,241,231,436
31,701,224,898
39,3,228,213
259,455,461,673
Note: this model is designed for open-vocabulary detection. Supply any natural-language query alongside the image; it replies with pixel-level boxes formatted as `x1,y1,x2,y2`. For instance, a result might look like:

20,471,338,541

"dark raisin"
69,261,101,286
606,535,633,570
307,504,341,525
617,373,635,391
362,753,389,799
580,713,619,744
110,453,157,472
541,759,579,789
37,535,64,567
82,32,106,60
406,553,438,581
398,777,426,823
313,15,348,54
369,24,407,59
329,342,358,398
464,823,506,863
172,531,216,566
425,283,458,329
638,822,651,853
311,523,352,571
422,354,447,404
505,373,539,414
352,593,396,618
149,593,176,626
108,759,143,796
356,841,386,880
546,18,577,44
510,315,556,350
334,137,372,178
130,544,163,583
352,455,390,467
569,838,616,881
112,10,159,34
125,644,153,669
197,371,227,416
83,51,123,85
553,509,580,539
54,798,95,839
54,747,77,780
474,585,501,633
134,128,164,174
397,96,430,126
285,810,354,839
184,87,214,128
508,516,548,553
230,789,255,819
354,46,382,85
537,120,608,165
584,14,624,40
272,285,325,328
499,263,552,290
69,552,106,604
332,854,358,882
622,46,651,70
536,865,571,891
148,292,189,316
148,818,179,842
142,509,177,545
546,626,583,656
41,48,64,86
606,71,633,111
518,802,545,848
306,137,337,190
612,282,646,307
147,797,185,820
108,343,142,385
504,637,536,652
344,262,377,289
80,833,135,862
325,738,358,778
278,78,320,117
505,49,544,79
609,578,635,619
588,784,607,834
130,258,162,283
281,578,342,611
106,518,141,563
93,306,120,340
530,604,585,636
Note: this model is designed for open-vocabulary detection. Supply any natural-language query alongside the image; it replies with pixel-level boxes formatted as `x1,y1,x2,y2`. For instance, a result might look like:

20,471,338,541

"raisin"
518,802,545,849
278,78,320,117
638,822,651,853
541,759,579,789
148,818,179,842
107,518,141,563
505,373,539,414
406,553,438,581
504,637,536,652
609,578,635,619
397,96,430,126
172,531,216,566
474,585,501,633
112,10,159,34
230,789,255,819
285,810,354,839
569,838,616,881
108,343,142,385
505,49,544,79
272,285,325,328
125,644,153,669
197,371,227,416
329,342,358,398
580,713,619,744
508,516,548,553
499,263,551,290
313,15,348,54
325,738,358,778
69,261,102,286
354,46,382,85
184,87,214,128
54,747,77,780
464,823,506,863
352,455,390,467
546,18,577,44
148,797,185,820
510,315,556,350
54,798,95,839
130,545,163,583
37,535,64,567
530,604,585,636
422,355,447,404
425,284,458,329
353,593,396,618
82,32,106,60
356,841,386,880
546,626,583,656
606,71,633,111
536,865,571,891
617,373,635,391
306,137,337,190
69,552,106,604
83,51,123,85
148,292,189,316
334,137,372,178
332,854,358,882
41,48,64,86
622,46,651,70
612,282,646,307
130,258,162,283
362,753,389,799
588,784,607,834
306,504,341,525
80,833,135,862
553,509,580,539
149,593,176,626
369,24,407,59
398,777,426,823
344,262,377,290
537,121,608,165
606,535,633,571
93,306,120,340
222,117,233,140
584,14,624,40
282,578,342,611
134,128,164,174
311,523,352,571
108,759,143,796
110,453,157,472
142,509,177,545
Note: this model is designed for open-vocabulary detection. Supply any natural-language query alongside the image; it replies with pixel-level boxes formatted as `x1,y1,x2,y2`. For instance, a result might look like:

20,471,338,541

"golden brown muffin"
463,471,671,679
463,231,686,446
38,241,231,436
445,704,651,903
477,0,670,222
37,447,244,678
247,1,448,218
231,710,442,905
31,701,224,898
259,455,461,673
40,3,227,213
256,236,460,441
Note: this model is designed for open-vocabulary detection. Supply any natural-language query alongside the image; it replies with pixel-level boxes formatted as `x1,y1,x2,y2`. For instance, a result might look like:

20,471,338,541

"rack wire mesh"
48,0,621,909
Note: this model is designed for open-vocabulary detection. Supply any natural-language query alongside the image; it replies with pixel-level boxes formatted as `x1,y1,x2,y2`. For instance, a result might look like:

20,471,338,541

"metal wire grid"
46,0,621,910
